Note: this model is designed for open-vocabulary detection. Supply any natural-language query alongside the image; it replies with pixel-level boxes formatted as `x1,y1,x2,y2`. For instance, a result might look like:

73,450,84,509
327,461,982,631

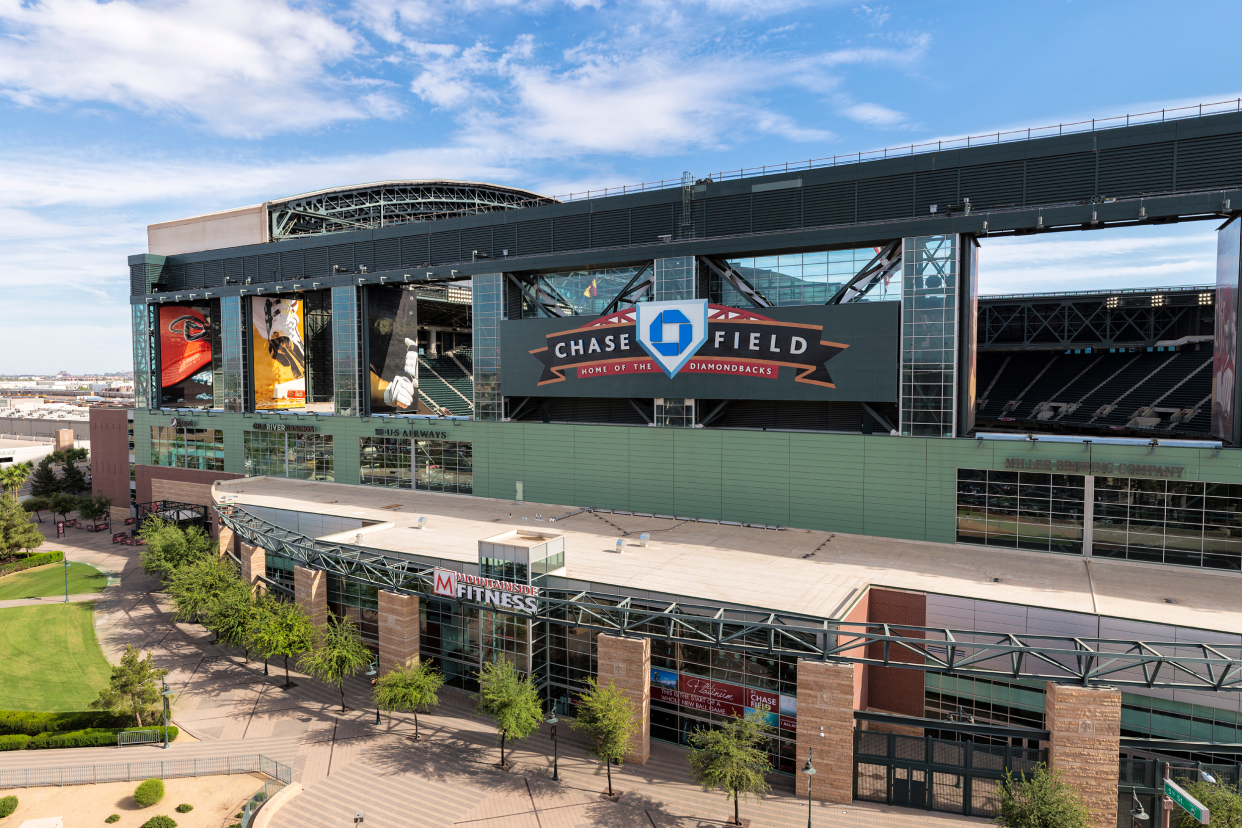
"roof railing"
983,285,1216,300
549,98,1242,203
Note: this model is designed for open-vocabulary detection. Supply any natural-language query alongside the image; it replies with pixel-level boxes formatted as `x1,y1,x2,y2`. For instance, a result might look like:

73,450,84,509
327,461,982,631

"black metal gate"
854,730,1047,818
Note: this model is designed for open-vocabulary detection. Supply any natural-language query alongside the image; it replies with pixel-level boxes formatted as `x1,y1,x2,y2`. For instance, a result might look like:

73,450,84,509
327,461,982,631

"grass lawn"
0,561,107,600
0,602,112,711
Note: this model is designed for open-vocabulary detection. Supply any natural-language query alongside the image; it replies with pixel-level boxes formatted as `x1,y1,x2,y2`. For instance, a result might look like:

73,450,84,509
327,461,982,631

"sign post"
1165,775,1210,825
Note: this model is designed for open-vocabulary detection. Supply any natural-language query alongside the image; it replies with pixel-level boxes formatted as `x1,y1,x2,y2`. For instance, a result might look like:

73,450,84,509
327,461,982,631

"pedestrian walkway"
0,592,102,609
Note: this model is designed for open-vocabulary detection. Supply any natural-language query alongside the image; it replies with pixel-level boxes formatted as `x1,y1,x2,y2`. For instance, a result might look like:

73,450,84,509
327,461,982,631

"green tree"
995,764,1090,828
571,677,637,796
139,520,216,580
204,578,262,660
166,554,241,625
48,492,79,524
0,494,44,556
1174,780,1242,828
28,455,60,498
0,461,33,499
56,449,89,495
77,494,113,524
373,658,444,740
476,657,543,768
90,645,169,727
687,707,774,826
250,598,316,688
299,614,372,712
22,496,50,522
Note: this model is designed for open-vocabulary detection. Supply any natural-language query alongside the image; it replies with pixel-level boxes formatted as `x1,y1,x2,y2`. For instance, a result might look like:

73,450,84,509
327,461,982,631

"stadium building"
94,105,1242,824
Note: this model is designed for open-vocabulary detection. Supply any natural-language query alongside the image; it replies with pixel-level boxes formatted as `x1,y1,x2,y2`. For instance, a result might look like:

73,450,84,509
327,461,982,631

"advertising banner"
502,300,898,402
251,297,306,410
650,668,795,730
158,304,213,407
1213,218,1242,443
367,286,421,413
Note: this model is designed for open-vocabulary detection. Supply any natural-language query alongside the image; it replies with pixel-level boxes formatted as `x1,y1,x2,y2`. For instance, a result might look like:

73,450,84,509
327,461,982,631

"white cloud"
853,4,890,26
839,100,906,127
0,0,400,137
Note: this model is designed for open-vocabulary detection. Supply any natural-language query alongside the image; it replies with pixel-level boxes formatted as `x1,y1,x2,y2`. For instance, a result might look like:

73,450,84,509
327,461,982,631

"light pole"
365,659,380,725
546,707,560,782
64,559,70,603
161,679,173,749
801,749,815,828
1127,787,1150,826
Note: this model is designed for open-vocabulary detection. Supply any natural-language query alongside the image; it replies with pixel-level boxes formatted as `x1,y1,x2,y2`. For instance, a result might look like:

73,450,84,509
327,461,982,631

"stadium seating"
418,354,474,416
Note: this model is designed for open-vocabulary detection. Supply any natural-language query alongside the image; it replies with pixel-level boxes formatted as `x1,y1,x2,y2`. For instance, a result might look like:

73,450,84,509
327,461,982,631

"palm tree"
0,461,33,500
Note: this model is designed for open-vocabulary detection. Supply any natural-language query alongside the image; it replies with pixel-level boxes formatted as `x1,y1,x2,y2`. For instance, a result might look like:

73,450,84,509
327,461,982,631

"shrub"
141,817,177,828
105,816,120,824
0,734,30,751
0,550,64,579
133,778,165,808
0,795,16,817
8,723,177,750
0,709,126,736
175,804,193,813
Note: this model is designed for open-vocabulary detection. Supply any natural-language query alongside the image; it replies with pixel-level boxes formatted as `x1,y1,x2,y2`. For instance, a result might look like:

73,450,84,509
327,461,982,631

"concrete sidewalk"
0,592,103,609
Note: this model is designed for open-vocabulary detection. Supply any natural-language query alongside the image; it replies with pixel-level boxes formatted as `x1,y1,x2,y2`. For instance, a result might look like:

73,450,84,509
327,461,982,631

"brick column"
1045,683,1121,828
294,566,328,628
795,660,855,803
216,522,236,557
596,633,650,765
378,590,420,675
239,543,266,590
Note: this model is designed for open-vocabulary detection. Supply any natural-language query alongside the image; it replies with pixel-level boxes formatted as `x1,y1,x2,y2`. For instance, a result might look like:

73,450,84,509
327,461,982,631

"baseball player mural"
367,286,425,413
251,297,306,410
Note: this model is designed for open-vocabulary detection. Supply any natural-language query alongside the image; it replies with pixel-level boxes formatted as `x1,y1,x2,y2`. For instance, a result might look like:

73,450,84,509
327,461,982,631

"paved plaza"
0,526,985,828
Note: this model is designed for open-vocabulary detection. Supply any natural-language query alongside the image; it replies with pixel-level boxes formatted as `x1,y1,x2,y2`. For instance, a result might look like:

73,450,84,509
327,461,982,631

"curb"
250,781,302,828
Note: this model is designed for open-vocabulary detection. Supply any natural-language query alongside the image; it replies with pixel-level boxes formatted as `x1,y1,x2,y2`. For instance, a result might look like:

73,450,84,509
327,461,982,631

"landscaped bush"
0,734,30,751
0,550,64,579
133,778,165,807
0,795,16,817
140,817,176,828
175,804,193,813
105,816,120,824
0,712,177,748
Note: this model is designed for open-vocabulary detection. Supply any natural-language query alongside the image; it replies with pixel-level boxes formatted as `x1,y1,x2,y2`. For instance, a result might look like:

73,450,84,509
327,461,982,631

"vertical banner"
366,287,421,413
158,304,213,407
251,296,306,410
957,238,979,436
1212,219,1241,444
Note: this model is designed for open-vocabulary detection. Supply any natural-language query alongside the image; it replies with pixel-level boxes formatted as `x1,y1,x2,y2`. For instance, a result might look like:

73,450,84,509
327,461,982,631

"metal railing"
982,285,1216,301
240,775,290,828
0,753,292,789
117,730,162,747
548,98,1242,203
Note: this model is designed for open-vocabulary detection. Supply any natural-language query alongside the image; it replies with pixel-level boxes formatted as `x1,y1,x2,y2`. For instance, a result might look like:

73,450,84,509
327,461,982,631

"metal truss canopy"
217,504,1242,692
268,181,557,241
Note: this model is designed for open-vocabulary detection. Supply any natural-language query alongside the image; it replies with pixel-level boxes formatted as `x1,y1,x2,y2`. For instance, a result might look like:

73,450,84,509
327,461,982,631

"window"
1093,478,1240,571
956,468,1085,554
359,436,411,488
901,235,958,437
721,249,898,307
653,257,696,302
149,425,224,471
414,439,472,494
243,431,333,480
654,398,695,427
327,574,379,648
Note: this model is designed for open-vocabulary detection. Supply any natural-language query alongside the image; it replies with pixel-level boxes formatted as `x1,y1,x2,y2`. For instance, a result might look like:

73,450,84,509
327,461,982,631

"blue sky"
0,0,1236,372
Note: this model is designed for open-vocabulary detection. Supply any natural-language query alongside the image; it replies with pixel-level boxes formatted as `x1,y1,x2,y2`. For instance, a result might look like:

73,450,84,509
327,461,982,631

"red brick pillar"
1045,683,1121,828
378,590,420,675
294,566,328,628
596,633,651,765
795,660,856,803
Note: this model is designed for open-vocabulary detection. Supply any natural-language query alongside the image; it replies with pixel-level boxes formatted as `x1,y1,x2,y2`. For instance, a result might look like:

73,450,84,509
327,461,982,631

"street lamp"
161,680,174,749
1128,788,1150,824
546,707,560,782
64,559,70,603
801,749,815,828
365,659,380,725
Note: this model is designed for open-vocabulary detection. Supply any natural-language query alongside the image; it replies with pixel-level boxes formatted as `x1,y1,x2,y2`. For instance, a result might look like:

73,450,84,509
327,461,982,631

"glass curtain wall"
359,436,412,487
150,425,224,471
955,469,1086,554
265,552,295,593
900,235,958,437
473,273,503,420
414,439,473,494
327,575,379,648
331,286,362,415
1093,478,1241,570
654,399,695,427
654,257,696,301
720,249,900,307
243,431,334,480
220,295,246,412
132,305,154,410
